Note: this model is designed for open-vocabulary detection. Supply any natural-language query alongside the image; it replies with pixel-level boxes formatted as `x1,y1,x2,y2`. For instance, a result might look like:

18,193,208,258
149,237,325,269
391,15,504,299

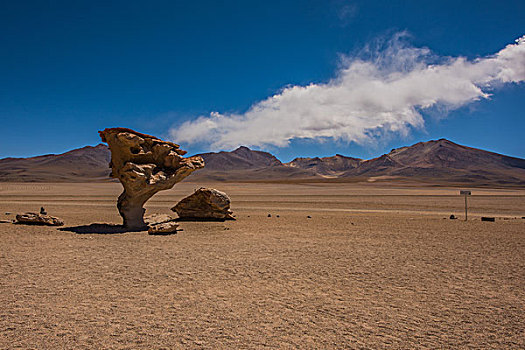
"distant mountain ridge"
286,154,363,176
197,146,282,171
1,139,524,186
0,144,111,182
341,139,525,185
192,146,316,181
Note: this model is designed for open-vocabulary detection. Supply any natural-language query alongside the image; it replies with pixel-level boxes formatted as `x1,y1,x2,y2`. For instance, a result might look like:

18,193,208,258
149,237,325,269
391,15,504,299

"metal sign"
460,190,471,196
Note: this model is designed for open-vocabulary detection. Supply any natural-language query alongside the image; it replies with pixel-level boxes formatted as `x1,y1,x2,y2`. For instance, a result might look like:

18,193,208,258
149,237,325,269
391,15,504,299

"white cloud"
169,34,525,150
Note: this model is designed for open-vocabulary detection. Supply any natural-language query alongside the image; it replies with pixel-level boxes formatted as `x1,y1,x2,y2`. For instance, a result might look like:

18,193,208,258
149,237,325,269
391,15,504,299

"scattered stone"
15,212,64,226
145,214,174,225
481,217,495,222
172,188,235,221
268,214,272,217
99,127,204,229
145,214,179,235
307,215,312,219
449,215,457,220
5,212,11,215
148,221,179,235
276,215,280,218
40,207,47,215
0,219,13,224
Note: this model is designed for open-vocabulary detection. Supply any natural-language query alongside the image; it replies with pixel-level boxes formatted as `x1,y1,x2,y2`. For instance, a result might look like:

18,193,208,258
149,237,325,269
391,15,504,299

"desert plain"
0,181,524,349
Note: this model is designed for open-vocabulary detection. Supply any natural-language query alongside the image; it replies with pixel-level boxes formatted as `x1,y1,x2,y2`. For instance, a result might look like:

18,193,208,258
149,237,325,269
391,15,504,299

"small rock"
40,207,47,215
307,216,312,219
449,215,457,220
276,215,280,218
145,214,174,225
5,212,11,215
15,212,64,226
268,214,272,217
148,221,179,235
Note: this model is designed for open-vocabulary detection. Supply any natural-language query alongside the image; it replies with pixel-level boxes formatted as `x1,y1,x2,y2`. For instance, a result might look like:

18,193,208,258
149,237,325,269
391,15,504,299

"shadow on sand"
58,223,145,234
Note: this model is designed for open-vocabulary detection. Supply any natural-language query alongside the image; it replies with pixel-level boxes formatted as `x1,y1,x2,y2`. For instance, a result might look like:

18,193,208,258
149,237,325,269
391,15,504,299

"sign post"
460,190,471,221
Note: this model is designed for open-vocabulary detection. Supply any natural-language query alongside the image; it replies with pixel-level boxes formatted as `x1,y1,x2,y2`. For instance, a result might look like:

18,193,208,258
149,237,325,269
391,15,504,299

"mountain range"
1,139,524,186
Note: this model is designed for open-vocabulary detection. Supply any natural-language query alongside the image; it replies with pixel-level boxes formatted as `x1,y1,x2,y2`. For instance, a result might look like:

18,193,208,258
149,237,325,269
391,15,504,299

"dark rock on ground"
481,217,495,222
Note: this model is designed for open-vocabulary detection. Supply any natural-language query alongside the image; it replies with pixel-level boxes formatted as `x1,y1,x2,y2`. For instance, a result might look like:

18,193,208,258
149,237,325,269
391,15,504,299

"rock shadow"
59,223,145,234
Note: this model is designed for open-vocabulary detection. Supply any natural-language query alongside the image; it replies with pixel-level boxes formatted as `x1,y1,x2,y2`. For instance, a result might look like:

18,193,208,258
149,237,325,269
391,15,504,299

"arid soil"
1,182,524,349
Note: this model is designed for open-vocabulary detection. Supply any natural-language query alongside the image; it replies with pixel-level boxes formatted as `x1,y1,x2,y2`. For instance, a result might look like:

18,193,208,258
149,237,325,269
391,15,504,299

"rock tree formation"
99,128,204,229
172,188,235,221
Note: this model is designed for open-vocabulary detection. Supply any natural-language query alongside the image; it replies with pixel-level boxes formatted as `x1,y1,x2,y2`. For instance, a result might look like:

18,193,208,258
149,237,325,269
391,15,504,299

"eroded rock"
172,188,235,221
99,127,204,229
15,212,64,226
145,214,175,226
145,213,179,234
148,221,179,235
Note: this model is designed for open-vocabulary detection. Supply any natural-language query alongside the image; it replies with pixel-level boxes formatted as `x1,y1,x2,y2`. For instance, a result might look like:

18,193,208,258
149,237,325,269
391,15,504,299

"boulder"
148,221,179,235
145,214,175,226
145,213,179,234
15,212,64,226
172,188,235,221
99,128,204,229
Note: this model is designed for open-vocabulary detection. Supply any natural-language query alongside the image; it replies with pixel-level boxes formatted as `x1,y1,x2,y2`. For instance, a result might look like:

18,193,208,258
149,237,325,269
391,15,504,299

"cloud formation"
170,34,525,150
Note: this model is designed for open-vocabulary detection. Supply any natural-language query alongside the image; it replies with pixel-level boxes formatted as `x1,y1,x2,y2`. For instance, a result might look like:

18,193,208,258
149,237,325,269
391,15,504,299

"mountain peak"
232,145,253,155
196,145,282,171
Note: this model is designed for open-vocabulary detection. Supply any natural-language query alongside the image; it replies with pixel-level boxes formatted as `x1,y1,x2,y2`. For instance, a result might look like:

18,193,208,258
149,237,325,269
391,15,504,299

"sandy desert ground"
1,182,524,349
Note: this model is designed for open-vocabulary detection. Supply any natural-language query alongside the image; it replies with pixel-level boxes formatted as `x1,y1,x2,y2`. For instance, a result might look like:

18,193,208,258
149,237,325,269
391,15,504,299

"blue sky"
1,0,524,161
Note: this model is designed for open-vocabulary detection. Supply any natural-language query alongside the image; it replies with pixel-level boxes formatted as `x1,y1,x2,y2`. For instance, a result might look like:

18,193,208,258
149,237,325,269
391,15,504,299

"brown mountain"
0,144,112,182
342,139,525,186
286,154,362,176
1,139,524,186
190,146,317,181
197,146,282,170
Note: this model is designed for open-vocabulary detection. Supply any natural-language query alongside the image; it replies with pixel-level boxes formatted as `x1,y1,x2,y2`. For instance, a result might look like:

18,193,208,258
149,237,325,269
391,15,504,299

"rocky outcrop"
99,127,204,229
15,212,64,226
172,188,235,221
